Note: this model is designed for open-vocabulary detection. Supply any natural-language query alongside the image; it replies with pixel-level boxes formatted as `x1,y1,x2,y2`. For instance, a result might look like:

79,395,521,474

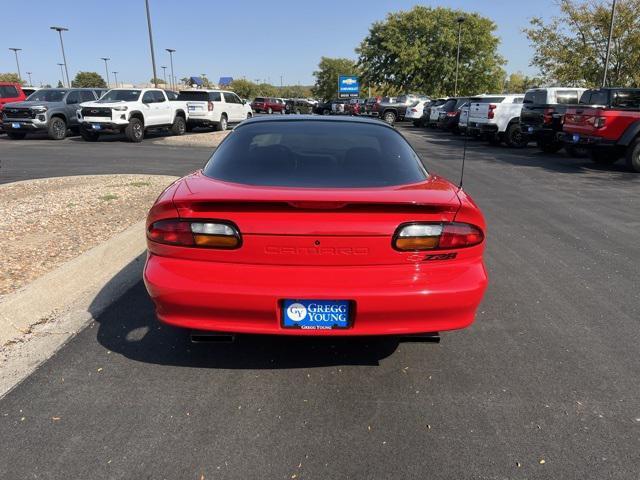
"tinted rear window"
179,91,209,101
441,99,458,112
524,90,546,104
471,96,505,104
203,121,427,188
580,90,608,105
611,90,640,110
253,97,265,102
0,85,19,98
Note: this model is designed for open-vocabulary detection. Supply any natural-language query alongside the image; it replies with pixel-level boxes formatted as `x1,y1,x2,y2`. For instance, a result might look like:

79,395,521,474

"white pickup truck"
177,89,252,131
466,94,526,147
78,88,188,142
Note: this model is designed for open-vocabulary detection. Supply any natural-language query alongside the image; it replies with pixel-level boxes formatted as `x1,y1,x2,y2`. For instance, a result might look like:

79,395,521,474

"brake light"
543,107,554,125
208,101,214,111
393,223,484,251
488,104,497,119
446,111,458,117
148,219,241,249
594,116,606,129
410,108,417,112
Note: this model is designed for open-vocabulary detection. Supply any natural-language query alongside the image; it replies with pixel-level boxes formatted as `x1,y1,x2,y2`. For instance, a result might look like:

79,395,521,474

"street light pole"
26,72,33,86
602,0,617,87
166,49,176,90
454,16,465,97
9,48,22,83
161,66,167,86
100,57,110,87
113,71,119,88
50,27,70,87
57,63,65,87
145,0,159,88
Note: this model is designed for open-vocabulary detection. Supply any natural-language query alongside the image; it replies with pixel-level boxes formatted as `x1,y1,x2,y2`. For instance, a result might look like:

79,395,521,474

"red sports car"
144,116,488,336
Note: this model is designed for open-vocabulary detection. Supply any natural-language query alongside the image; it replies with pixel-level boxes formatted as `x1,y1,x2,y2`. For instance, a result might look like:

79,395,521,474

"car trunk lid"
168,172,461,266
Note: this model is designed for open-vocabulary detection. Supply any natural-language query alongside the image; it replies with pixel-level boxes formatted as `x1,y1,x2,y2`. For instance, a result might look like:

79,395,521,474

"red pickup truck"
563,88,640,172
0,82,27,132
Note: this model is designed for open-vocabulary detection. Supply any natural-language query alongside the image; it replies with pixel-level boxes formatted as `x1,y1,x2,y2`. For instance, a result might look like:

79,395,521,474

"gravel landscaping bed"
151,130,230,148
0,174,177,299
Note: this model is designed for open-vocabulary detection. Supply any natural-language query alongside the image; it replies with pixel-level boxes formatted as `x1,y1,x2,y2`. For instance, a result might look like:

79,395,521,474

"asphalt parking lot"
1,124,639,479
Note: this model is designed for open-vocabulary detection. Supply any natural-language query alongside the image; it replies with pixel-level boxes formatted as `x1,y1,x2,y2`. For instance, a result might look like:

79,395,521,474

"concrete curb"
0,219,147,346
0,220,147,396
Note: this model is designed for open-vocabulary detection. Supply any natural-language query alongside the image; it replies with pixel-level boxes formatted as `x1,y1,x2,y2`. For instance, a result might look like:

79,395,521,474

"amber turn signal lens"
395,236,440,251
193,234,240,248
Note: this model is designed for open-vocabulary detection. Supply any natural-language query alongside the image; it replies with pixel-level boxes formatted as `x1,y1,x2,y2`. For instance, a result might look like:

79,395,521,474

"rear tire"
125,118,144,142
589,147,619,165
216,114,227,131
7,131,26,140
505,123,528,148
48,117,67,140
537,139,563,154
171,115,186,136
322,109,330,115
383,111,396,125
625,138,640,172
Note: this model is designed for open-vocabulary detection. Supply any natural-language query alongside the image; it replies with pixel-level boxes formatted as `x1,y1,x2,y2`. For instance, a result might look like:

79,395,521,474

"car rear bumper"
143,254,488,336
561,132,617,147
521,125,556,140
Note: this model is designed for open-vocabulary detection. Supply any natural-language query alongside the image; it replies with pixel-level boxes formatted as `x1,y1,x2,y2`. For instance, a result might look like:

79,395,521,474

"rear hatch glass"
203,121,427,188
178,91,208,101
0,85,19,98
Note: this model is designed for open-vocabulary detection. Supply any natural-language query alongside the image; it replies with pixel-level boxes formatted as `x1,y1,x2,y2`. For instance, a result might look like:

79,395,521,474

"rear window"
178,91,221,101
253,97,265,103
524,90,546,104
203,121,427,188
470,97,505,104
580,90,608,105
441,99,458,112
0,85,19,98
611,90,640,110
555,90,580,105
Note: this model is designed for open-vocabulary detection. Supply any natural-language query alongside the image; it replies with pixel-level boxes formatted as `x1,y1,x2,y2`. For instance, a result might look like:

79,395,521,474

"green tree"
229,78,258,99
356,6,506,97
524,0,640,87
279,85,313,99
71,71,107,88
57,80,64,88
256,82,277,97
312,57,358,100
503,71,541,93
0,72,24,84
150,77,166,85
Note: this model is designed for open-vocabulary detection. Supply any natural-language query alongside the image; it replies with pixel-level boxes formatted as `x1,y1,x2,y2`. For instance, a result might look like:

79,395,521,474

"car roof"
238,115,396,129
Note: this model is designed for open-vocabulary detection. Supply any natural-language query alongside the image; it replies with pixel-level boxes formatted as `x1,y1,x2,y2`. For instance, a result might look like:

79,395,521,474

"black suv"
285,99,314,114
436,97,470,133
520,87,586,153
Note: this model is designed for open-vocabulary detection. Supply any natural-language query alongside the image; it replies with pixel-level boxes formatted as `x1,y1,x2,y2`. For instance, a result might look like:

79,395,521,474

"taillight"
543,107,554,125
148,219,241,249
446,111,457,117
208,101,214,111
594,116,606,129
393,222,484,251
488,104,496,119
411,108,417,112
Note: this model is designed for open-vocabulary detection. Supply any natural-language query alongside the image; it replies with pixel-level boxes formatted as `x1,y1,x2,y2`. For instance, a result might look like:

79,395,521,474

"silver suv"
3,88,105,140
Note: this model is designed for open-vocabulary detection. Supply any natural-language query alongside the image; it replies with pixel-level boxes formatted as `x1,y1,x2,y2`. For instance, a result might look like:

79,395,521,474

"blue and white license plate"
282,300,351,330
12,123,20,129
572,133,580,143
92,124,102,130
528,126,534,133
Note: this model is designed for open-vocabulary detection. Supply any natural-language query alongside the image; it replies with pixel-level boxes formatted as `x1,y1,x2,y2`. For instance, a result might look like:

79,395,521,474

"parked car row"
412,86,640,172
0,85,252,142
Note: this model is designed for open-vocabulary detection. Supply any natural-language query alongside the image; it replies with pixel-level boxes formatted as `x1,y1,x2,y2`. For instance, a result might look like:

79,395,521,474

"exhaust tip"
399,332,440,343
190,331,236,343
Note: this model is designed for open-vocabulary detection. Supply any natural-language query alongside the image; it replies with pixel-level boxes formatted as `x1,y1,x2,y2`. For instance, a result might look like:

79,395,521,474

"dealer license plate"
282,300,351,330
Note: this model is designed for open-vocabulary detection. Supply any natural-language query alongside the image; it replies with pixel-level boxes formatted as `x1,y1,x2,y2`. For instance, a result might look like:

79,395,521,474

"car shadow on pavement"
88,265,400,369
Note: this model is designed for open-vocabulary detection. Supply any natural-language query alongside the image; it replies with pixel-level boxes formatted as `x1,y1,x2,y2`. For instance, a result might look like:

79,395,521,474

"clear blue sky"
1,0,558,87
